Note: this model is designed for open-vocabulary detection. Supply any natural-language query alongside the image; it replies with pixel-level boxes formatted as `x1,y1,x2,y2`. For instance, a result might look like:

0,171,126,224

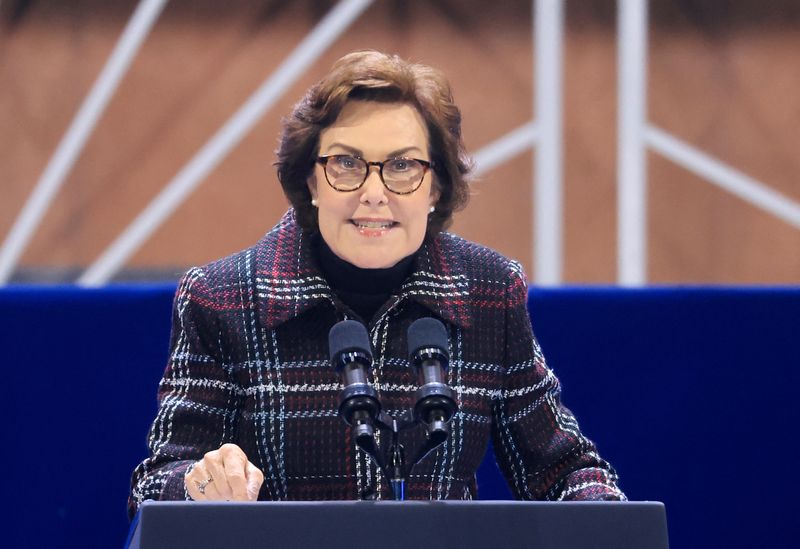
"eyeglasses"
316,155,433,195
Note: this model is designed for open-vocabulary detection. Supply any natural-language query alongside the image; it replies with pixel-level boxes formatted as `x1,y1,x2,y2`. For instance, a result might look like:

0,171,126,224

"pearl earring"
311,198,318,207
429,206,435,213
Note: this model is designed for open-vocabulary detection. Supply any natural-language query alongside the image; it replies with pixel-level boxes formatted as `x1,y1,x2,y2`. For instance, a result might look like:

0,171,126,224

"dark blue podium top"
128,501,669,549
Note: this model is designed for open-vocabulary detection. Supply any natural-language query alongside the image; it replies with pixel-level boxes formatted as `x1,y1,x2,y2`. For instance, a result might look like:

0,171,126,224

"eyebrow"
324,143,426,159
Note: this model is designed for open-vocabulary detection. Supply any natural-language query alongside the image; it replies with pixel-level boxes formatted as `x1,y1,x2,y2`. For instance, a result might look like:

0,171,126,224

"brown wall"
1,0,798,283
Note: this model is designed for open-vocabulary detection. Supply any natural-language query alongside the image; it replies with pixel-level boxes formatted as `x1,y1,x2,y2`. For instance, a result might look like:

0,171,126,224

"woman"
128,50,625,516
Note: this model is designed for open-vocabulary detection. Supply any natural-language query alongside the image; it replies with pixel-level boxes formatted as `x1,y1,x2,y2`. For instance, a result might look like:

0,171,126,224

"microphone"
407,318,457,434
328,320,381,440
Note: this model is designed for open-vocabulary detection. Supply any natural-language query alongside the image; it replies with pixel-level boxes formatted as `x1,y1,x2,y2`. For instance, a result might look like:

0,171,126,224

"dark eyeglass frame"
316,155,433,195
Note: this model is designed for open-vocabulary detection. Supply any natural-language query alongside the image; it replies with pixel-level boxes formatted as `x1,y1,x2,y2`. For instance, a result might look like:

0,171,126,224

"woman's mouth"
350,219,397,237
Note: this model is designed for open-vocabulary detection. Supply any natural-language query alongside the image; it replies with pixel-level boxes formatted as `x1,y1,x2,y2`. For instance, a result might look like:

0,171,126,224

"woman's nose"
360,168,388,205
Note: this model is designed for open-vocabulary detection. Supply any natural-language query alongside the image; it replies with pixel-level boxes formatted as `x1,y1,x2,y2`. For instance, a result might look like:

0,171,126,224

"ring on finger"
195,474,214,495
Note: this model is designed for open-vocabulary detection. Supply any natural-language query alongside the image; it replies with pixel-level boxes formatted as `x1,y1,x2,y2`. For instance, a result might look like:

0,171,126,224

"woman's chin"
346,255,399,269
335,236,405,269
335,244,403,269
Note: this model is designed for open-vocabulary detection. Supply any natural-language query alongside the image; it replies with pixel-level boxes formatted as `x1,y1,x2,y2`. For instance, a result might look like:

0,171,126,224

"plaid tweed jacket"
129,210,624,517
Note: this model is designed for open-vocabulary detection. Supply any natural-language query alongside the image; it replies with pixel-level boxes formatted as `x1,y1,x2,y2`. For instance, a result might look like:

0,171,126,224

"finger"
185,463,203,500
198,474,224,500
185,462,220,501
203,452,234,500
246,462,265,501
220,445,249,501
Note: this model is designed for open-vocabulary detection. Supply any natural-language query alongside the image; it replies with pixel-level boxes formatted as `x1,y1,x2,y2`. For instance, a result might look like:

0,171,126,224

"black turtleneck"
315,235,414,323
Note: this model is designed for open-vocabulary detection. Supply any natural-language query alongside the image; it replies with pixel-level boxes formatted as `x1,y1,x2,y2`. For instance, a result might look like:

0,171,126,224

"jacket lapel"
253,210,334,330
401,233,473,329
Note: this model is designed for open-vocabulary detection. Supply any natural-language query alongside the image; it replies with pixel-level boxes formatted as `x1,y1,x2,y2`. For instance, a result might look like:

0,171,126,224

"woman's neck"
314,235,415,322
315,236,414,294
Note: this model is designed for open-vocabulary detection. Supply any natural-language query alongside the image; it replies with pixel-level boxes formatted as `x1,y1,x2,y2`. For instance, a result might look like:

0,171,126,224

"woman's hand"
185,443,264,501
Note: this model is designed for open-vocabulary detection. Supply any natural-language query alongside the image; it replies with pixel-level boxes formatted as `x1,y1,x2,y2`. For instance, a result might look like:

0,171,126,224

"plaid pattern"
129,210,625,517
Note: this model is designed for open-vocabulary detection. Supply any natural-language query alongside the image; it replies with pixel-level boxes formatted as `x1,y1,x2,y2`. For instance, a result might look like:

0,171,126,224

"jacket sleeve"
490,264,626,501
128,267,242,519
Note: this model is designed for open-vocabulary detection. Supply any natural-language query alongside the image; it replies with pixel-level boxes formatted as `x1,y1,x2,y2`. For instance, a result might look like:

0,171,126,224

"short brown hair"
276,50,472,235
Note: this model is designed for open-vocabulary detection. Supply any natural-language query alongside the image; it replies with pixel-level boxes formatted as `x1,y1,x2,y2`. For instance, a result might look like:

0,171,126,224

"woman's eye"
388,159,409,171
336,156,359,169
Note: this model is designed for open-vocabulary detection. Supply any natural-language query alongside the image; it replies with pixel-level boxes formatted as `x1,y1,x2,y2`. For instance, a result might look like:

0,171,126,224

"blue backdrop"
3,285,798,548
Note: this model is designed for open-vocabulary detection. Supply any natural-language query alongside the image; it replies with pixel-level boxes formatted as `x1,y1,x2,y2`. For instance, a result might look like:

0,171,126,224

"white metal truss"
616,0,800,286
78,0,374,286
472,122,539,178
0,0,169,283
645,127,800,229
617,0,648,286
470,0,564,287
472,0,565,286
533,0,564,285
469,0,564,285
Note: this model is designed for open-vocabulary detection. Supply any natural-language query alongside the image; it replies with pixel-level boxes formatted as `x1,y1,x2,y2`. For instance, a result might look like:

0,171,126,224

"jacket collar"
254,210,472,330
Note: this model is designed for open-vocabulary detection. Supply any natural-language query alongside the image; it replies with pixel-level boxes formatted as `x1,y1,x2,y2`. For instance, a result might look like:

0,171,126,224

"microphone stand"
386,415,407,501
351,408,451,501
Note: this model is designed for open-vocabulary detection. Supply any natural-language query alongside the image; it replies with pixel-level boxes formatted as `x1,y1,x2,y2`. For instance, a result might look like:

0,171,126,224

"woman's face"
308,101,438,269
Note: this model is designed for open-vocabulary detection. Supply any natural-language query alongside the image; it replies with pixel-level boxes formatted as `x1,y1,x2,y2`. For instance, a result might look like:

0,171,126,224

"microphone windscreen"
407,317,449,361
329,319,373,366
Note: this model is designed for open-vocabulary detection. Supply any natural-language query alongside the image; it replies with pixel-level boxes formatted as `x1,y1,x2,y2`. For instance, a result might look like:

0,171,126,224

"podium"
126,500,668,549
